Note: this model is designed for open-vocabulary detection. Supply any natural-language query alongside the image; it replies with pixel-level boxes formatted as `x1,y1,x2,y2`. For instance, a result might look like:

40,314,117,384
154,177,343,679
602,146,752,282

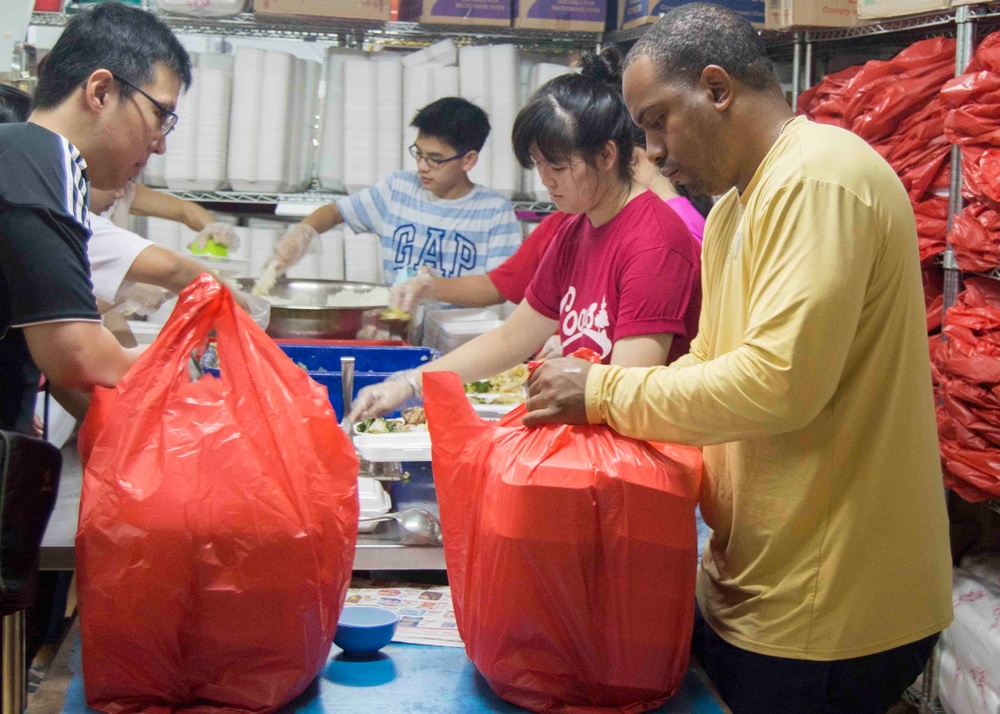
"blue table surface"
63,638,728,714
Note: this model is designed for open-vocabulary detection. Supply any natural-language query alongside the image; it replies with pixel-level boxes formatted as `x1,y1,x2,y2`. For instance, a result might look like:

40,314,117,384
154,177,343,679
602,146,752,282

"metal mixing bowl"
235,278,406,341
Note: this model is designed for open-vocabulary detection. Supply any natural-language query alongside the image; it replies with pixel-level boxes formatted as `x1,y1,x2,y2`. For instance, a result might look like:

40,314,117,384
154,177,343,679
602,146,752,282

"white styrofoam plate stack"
376,56,404,181
318,47,367,192
343,57,377,194
228,46,265,191
255,50,294,193
344,231,383,284
401,63,434,166
146,217,181,252
459,45,491,189
319,227,346,281
488,45,520,198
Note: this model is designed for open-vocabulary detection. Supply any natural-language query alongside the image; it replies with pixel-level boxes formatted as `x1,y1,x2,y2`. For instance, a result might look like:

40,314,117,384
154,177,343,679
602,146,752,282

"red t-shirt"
525,190,701,365
487,211,572,304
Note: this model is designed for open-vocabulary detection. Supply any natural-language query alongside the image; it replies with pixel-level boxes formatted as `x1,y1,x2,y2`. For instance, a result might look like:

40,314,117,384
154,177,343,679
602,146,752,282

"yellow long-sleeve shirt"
585,117,953,660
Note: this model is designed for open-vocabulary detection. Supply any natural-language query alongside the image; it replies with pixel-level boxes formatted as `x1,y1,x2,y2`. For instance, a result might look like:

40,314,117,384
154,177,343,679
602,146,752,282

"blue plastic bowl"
334,606,401,655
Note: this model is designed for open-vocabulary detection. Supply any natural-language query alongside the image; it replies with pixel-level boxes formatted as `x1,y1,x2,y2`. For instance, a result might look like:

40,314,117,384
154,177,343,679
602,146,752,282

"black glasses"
408,144,467,169
112,74,178,137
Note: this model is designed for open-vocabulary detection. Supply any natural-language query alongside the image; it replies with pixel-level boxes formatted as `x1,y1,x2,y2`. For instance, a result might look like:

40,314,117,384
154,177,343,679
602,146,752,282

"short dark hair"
0,85,31,124
33,1,192,110
512,47,635,183
410,97,490,154
626,3,778,92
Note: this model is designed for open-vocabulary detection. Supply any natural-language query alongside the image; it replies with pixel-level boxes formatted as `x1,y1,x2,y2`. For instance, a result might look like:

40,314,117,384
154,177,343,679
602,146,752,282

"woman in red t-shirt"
350,47,702,420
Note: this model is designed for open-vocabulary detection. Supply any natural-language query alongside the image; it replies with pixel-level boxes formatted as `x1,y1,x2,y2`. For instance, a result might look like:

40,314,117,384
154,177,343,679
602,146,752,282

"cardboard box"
765,0,857,29
856,0,948,19
616,0,765,30
254,0,391,21
513,0,608,31
398,0,512,25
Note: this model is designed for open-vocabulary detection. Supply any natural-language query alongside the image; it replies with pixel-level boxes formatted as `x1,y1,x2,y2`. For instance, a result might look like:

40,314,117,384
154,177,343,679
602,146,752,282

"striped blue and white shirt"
336,171,520,285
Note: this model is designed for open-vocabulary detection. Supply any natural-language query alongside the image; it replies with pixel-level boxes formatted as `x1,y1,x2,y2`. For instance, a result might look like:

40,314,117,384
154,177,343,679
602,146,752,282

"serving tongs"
340,356,408,482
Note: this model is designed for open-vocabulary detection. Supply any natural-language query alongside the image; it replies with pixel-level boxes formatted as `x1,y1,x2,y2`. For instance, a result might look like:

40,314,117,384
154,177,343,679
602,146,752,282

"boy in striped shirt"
268,97,520,287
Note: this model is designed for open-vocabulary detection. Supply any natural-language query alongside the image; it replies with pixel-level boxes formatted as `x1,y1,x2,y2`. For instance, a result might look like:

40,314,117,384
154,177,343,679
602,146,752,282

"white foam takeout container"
353,421,432,462
357,476,392,532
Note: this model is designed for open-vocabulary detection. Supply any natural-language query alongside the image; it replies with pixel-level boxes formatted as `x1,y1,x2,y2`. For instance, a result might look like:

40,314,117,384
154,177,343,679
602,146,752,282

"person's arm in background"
610,334,673,367
131,183,214,231
126,244,203,293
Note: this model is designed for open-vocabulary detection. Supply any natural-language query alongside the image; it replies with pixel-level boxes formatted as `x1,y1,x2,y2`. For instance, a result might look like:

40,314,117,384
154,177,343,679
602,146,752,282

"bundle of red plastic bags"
77,275,359,714
942,32,1000,271
423,353,703,714
931,277,1000,501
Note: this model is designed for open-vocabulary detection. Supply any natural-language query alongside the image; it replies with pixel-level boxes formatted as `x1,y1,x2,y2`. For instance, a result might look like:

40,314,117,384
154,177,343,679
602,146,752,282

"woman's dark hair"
0,85,31,124
411,96,490,154
512,46,635,183
33,1,192,110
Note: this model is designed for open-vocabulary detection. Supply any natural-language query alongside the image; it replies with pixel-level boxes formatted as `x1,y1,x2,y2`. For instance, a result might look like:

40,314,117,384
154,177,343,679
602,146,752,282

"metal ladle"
358,508,443,546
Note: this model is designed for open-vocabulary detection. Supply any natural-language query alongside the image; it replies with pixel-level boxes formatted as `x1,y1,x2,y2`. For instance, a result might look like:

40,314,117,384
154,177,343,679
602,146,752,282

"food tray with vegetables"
464,364,528,418
353,408,432,462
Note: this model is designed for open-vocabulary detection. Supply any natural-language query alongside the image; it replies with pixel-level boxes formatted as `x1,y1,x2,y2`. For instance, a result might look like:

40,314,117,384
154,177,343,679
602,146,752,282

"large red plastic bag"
423,362,702,714
77,274,359,714
948,202,1000,272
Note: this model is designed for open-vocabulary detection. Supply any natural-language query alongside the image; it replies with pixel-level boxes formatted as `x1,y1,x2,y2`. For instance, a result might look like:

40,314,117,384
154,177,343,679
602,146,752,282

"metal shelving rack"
30,9,602,51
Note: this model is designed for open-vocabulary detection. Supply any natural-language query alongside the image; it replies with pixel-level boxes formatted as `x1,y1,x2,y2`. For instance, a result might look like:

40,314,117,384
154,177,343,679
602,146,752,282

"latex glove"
348,371,421,423
117,283,173,317
390,266,436,314
272,223,319,272
535,334,563,360
220,278,271,330
189,223,240,255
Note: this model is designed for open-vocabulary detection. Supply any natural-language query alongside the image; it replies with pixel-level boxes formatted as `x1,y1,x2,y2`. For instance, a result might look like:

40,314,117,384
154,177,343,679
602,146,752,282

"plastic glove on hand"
117,283,173,317
347,373,420,423
390,267,436,314
272,224,319,273
189,223,240,255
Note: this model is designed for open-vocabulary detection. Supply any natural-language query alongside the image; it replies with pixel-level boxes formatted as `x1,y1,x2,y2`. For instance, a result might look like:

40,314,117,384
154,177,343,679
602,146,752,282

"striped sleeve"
335,175,395,236
485,201,521,271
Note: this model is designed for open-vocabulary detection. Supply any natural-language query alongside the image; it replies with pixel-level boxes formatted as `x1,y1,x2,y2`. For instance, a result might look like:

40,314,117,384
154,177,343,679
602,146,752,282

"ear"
82,69,116,115
701,65,735,112
597,140,619,173
461,150,478,173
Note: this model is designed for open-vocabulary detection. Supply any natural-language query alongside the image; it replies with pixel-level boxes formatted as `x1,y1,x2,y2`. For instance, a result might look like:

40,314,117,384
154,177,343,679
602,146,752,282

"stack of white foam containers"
375,56,404,182
228,47,320,193
317,48,367,193
345,233,383,284
458,45,491,189
247,219,284,278
487,45,520,199
165,52,234,192
342,57,378,194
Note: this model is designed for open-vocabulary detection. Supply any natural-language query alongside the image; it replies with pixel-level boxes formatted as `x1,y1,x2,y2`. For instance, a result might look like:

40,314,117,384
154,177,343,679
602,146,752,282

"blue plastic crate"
201,344,440,421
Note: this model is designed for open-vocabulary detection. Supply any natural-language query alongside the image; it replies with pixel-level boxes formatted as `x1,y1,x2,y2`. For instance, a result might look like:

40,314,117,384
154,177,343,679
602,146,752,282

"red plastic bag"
948,201,1000,272
423,355,702,714
77,274,359,714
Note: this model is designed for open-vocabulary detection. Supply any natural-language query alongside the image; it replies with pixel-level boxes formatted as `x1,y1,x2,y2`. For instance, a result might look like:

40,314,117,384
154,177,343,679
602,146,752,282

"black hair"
33,1,192,110
0,85,31,124
410,97,490,154
512,46,635,183
625,3,779,93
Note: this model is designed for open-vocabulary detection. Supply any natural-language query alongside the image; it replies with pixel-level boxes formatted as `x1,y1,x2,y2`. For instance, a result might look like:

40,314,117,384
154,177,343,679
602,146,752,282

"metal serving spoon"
358,508,443,546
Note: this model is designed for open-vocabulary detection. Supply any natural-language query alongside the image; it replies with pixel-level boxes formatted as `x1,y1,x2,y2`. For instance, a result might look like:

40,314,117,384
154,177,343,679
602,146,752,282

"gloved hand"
390,266,436,314
535,334,563,360
348,371,422,423
117,283,173,317
189,223,240,255
272,223,319,272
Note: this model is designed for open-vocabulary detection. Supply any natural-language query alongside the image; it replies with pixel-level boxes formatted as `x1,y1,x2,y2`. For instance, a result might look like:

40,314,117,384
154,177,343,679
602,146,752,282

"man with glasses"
268,97,520,295
0,0,190,434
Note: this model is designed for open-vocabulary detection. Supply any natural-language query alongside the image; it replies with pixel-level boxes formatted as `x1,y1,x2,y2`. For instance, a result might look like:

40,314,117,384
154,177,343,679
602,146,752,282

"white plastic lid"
353,430,431,462
357,476,392,533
